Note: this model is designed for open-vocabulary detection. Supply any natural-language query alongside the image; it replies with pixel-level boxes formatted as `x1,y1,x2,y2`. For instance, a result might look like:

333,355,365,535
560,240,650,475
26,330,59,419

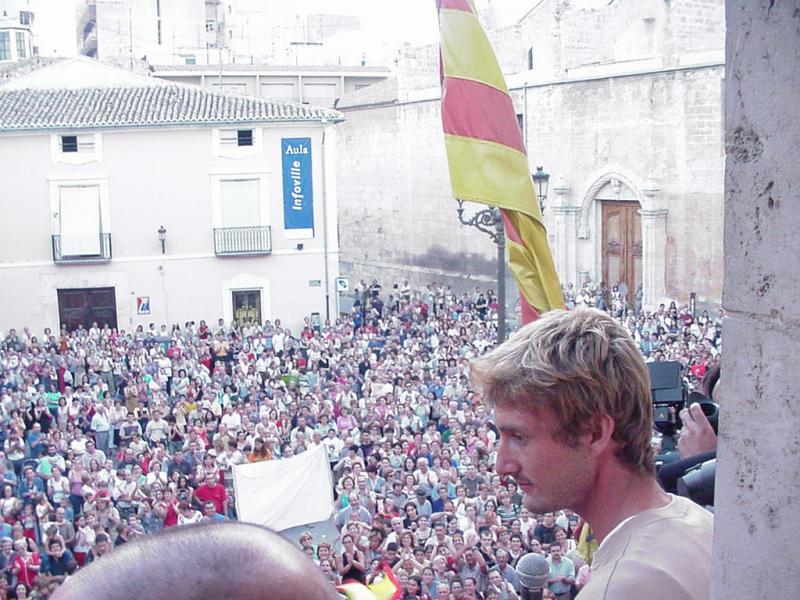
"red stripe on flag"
442,77,526,154
501,210,524,244
437,0,474,12
520,295,541,323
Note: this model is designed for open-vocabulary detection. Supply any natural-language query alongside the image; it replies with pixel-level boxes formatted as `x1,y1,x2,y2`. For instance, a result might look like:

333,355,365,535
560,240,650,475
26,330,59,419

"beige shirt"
578,495,713,600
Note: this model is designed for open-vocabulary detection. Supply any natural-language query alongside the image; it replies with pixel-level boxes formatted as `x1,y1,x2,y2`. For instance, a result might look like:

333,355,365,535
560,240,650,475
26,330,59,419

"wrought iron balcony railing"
52,233,112,263
213,226,272,256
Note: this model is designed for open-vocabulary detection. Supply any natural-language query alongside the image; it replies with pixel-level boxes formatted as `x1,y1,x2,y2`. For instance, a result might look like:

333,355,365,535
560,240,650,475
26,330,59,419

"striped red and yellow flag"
436,0,563,321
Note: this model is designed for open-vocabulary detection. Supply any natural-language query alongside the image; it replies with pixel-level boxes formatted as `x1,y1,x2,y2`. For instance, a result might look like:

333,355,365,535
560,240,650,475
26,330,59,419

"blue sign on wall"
281,137,314,232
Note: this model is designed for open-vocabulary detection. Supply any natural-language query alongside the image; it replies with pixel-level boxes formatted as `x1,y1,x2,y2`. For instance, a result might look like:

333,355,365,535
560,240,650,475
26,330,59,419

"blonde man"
471,309,712,600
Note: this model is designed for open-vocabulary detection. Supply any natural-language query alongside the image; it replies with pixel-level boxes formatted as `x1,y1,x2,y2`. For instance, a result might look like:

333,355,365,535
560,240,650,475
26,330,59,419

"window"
516,113,524,136
237,129,253,146
19,11,31,26
220,179,260,227
261,82,296,101
303,83,337,104
60,134,95,153
184,55,196,65
220,129,254,147
0,32,10,61
157,20,162,45
59,186,102,256
61,136,78,152
206,20,215,32
15,32,26,59
527,47,533,70
211,82,247,94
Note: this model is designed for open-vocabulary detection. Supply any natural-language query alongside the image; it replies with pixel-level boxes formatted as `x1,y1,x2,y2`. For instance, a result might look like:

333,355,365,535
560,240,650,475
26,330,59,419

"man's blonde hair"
471,308,654,473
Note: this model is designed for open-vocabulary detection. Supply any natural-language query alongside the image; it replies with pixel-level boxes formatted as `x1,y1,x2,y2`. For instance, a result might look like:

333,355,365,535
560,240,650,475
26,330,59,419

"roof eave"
0,116,345,134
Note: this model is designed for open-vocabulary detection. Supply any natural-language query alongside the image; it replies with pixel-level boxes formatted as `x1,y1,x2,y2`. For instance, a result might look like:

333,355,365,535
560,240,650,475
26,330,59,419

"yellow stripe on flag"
439,9,509,93
444,134,541,222
505,212,564,313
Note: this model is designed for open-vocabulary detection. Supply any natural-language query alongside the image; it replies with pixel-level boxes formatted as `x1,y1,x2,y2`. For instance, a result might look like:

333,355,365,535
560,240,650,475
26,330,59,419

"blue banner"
282,137,314,232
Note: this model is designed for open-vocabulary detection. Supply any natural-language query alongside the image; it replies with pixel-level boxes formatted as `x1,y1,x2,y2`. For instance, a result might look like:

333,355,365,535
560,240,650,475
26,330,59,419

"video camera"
649,362,719,448
649,361,719,507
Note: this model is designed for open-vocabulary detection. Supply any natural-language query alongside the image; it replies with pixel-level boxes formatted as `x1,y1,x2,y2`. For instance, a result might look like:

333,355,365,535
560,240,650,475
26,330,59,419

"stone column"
547,176,580,287
639,209,667,309
712,2,800,598
639,178,667,309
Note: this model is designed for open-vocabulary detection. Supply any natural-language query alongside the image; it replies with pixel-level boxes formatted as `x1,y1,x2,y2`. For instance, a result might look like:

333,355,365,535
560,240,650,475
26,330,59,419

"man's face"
550,546,562,560
494,404,593,514
497,550,508,566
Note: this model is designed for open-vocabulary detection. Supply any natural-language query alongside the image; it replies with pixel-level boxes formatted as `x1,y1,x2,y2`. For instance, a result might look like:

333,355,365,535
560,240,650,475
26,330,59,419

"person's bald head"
52,522,340,600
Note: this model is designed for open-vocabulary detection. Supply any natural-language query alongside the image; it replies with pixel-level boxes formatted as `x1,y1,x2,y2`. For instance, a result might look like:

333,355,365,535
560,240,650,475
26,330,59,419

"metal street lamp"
456,201,507,343
532,166,550,213
158,225,167,254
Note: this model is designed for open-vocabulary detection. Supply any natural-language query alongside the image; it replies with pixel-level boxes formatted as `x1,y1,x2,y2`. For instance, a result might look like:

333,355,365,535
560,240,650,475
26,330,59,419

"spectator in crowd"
0,278,719,598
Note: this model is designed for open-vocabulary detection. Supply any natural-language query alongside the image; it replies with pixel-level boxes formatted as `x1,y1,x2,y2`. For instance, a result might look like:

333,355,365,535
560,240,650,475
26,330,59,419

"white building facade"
0,5,32,63
150,63,390,108
0,58,342,334
82,0,369,67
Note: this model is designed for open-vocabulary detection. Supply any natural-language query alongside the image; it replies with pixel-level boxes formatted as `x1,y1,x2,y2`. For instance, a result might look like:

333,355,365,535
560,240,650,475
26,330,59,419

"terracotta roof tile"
0,85,343,131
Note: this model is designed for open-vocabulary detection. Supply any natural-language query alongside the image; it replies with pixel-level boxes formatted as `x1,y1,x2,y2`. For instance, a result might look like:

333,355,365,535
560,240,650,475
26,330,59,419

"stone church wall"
336,0,725,305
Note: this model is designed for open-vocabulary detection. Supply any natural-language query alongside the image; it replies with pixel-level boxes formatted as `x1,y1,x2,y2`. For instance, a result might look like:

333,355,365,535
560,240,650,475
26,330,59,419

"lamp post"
456,201,507,343
158,225,166,254
532,166,550,213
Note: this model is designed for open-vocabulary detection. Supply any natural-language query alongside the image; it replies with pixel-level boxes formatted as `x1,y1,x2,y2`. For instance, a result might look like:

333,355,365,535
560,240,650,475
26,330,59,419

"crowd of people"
0,279,721,599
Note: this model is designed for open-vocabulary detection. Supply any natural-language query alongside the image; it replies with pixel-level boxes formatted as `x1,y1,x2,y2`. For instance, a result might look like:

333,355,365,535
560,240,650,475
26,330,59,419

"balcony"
52,233,112,264
214,226,272,256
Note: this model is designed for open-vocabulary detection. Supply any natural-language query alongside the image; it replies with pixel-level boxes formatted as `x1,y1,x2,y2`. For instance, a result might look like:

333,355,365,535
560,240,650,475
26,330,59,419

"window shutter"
220,179,260,228
59,186,101,256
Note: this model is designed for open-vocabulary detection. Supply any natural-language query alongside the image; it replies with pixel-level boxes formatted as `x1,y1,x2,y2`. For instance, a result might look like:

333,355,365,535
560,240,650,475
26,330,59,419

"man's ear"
587,413,616,457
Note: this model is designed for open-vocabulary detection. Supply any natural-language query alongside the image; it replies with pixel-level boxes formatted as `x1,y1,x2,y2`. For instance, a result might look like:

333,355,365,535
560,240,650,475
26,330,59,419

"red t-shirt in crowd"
163,502,179,528
195,483,227,514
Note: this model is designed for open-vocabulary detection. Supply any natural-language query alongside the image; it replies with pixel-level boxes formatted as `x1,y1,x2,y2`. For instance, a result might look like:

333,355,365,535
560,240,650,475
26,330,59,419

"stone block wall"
335,0,726,302
337,64,724,302
712,2,800,595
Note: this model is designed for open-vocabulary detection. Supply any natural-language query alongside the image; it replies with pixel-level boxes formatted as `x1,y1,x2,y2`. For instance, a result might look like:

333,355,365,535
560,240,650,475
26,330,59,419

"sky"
280,0,542,65
294,0,540,44
25,0,541,61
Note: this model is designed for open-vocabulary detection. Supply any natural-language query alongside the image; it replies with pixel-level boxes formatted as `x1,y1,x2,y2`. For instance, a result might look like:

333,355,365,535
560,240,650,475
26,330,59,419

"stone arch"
577,166,649,239
574,165,667,308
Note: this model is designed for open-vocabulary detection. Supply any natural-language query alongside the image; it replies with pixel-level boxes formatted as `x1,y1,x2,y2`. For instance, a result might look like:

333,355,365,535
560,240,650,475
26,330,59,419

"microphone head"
516,552,551,590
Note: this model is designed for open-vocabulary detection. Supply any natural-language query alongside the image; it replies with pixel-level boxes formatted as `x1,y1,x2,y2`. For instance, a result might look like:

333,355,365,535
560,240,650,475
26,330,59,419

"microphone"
516,552,550,600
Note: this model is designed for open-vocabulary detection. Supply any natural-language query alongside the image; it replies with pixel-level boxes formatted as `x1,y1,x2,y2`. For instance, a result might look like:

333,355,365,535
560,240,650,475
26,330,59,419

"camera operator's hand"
678,403,717,458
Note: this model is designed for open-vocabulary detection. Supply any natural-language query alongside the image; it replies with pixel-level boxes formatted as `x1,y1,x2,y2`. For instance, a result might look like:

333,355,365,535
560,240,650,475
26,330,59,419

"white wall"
0,121,339,333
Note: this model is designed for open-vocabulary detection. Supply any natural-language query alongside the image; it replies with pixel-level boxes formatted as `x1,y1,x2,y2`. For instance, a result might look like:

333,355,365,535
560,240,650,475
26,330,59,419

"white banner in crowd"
232,444,334,531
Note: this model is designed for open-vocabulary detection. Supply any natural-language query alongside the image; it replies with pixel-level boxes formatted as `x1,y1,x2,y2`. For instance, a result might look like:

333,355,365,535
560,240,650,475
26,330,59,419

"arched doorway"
574,169,666,310
600,200,642,306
